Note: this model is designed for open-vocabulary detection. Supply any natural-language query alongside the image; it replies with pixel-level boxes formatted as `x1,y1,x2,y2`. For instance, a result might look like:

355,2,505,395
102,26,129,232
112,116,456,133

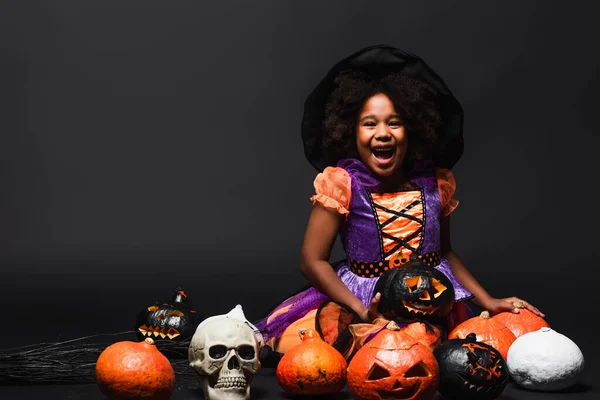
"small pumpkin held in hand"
347,321,439,400
375,261,455,322
448,311,516,360
276,328,347,395
491,301,549,338
434,333,509,400
95,337,175,400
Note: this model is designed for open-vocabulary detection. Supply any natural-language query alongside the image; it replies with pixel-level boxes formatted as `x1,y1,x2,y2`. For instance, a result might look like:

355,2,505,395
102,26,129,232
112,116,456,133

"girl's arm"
300,203,382,322
440,215,545,317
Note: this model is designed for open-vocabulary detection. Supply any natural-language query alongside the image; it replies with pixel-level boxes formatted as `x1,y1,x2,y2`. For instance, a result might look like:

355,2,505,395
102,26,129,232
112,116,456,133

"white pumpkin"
507,327,584,391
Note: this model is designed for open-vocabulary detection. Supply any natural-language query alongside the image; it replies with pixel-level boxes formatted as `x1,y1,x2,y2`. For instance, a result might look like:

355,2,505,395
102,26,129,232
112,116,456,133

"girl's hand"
359,292,384,322
483,297,545,318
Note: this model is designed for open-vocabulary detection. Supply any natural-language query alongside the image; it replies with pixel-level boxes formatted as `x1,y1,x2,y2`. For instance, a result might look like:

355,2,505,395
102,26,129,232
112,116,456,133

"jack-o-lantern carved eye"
404,276,422,293
147,306,159,312
367,364,391,381
430,278,447,298
167,311,184,317
405,362,432,378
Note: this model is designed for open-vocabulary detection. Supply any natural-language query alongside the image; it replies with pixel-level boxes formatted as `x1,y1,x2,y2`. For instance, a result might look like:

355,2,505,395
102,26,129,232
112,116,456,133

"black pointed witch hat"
301,44,464,172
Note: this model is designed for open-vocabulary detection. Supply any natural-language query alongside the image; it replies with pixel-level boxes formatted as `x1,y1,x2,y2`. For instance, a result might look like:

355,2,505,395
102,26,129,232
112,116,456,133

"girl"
255,45,543,358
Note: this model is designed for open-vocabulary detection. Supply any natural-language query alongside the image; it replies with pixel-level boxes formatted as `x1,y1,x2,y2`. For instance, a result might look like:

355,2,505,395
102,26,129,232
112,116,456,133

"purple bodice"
337,158,472,301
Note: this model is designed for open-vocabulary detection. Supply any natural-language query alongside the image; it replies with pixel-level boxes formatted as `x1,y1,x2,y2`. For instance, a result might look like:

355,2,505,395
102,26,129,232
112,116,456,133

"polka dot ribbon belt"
349,250,442,278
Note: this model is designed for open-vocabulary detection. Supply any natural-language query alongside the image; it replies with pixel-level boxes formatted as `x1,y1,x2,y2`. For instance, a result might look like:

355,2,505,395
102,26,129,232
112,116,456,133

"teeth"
214,376,247,389
403,301,436,315
137,325,180,339
372,148,394,157
167,328,180,339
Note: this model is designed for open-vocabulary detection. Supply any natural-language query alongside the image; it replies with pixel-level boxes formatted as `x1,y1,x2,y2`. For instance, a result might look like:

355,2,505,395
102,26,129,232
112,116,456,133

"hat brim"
301,44,464,171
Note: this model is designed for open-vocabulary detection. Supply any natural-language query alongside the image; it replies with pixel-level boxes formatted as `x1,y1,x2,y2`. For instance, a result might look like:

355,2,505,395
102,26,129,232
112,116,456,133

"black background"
1,1,598,399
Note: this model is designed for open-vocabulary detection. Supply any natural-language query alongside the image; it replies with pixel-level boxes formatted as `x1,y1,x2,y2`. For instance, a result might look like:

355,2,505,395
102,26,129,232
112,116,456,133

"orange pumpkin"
399,322,442,351
95,337,175,400
491,301,550,338
347,321,439,400
448,311,516,360
276,328,347,395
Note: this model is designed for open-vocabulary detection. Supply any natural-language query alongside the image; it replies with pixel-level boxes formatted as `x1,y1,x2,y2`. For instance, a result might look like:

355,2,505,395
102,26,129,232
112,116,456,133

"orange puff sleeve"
436,168,459,217
310,167,352,217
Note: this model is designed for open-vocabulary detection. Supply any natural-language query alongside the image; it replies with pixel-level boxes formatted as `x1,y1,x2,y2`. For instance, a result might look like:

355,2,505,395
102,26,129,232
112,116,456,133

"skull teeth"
214,376,247,389
137,324,181,339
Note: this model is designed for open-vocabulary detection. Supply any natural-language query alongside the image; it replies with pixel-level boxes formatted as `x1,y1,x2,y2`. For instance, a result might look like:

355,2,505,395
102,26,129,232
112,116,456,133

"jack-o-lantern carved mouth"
375,382,421,400
137,325,181,339
402,301,438,315
367,362,431,399
459,375,502,392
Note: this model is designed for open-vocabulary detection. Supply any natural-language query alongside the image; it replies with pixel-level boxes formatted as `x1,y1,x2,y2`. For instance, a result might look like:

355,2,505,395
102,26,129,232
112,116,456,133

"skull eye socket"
238,345,255,360
366,364,391,381
405,362,431,378
209,345,228,359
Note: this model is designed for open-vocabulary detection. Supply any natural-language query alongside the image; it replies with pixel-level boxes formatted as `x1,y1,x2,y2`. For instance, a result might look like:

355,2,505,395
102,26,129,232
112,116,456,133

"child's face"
356,93,408,179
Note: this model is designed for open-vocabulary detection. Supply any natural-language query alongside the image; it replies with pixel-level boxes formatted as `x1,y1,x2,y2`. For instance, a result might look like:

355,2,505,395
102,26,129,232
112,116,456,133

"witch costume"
254,45,474,355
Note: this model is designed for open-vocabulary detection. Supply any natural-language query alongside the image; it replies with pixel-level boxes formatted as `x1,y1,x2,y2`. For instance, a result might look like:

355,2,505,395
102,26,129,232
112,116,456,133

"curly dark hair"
322,69,441,168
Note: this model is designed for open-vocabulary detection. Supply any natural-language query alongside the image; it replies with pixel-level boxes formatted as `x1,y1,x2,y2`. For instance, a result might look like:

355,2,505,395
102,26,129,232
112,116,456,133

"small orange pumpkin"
399,321,442,351
276,328,347,395
95,337,175,400
347,321,439,400
491,301,550,338
448,311,516,360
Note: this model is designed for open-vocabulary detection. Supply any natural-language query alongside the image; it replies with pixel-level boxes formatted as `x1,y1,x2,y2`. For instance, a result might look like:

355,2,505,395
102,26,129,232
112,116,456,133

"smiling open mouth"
372,147,395,160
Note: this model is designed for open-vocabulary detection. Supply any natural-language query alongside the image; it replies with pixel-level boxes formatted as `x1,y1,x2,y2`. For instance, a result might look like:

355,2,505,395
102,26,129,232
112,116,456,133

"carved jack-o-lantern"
434,333,508,400
347,321,439,400
135,287,201,344
374,261,455,322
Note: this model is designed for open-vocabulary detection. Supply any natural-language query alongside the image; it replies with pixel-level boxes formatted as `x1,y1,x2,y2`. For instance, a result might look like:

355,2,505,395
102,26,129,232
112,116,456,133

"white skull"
189,305,261,400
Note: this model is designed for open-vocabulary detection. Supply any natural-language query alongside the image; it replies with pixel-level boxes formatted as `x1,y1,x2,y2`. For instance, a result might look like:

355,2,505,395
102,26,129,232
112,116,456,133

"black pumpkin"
433,333,509,400
135,287,201,344
374,260,455,322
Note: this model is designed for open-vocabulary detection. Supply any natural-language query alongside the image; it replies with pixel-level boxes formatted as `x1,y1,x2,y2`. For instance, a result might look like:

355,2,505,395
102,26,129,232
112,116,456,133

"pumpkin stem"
386,321,400,331
144,338,155,345
480,311,490,319
172,288,189,305
298,328,308,340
